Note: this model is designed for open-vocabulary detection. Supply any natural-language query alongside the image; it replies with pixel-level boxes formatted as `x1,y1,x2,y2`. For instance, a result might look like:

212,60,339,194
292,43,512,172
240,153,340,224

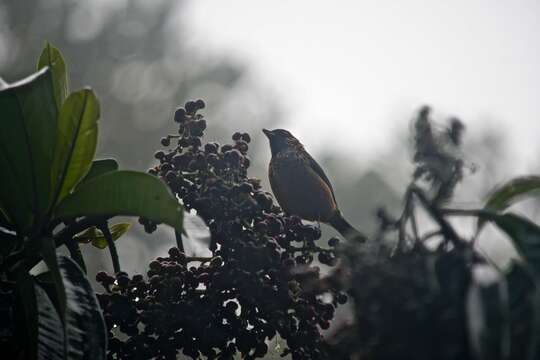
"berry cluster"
98,100,344,359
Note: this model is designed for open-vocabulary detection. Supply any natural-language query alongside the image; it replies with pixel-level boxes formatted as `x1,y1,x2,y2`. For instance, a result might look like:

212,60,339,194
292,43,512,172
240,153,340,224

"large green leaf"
482,212,540,274
58,256,107,360
16,273,66,360
78,158,118,186
478,176,540,230
75,222,131,249
35,282,65,360
0,68,58,232
41,237,66,318
37,42,68,111
30,256,107,360
54,170,183,231
50,89,100,206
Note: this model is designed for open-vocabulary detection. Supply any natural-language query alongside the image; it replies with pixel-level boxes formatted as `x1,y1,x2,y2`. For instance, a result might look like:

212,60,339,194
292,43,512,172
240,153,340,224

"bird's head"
263,128,303,156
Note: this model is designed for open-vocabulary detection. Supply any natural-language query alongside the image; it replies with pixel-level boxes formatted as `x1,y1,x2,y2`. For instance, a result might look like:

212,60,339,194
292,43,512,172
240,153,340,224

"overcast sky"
183,0,540,172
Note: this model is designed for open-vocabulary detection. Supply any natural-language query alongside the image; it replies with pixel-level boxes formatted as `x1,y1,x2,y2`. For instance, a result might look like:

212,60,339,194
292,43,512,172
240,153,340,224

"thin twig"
410,205,420,243
420,230,443,243
410,186,468,248
394,186,414,254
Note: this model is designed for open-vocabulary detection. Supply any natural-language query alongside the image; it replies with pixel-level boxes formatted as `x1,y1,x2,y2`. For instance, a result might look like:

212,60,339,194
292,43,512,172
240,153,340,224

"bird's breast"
269,152,336,222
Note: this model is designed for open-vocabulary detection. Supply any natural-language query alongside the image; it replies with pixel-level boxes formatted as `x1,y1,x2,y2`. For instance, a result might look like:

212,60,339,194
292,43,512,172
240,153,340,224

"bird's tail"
328,211,367,243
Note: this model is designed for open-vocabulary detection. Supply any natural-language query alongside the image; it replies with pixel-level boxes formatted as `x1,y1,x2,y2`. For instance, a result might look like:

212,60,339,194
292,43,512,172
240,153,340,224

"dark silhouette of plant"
0,43,182,360
97,100,347,359
4,42,540,360
321,107,540,360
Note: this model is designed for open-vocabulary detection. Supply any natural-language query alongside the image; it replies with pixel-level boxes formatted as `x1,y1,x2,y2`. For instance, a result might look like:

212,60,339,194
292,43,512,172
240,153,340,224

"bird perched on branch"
263,129,365,242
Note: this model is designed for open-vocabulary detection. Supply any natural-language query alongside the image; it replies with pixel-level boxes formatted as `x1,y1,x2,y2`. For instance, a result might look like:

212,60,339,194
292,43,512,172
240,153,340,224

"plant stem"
394,186,414,254
410,186,467,248
98,221,121,274
175,230,184,252
65,239,87,273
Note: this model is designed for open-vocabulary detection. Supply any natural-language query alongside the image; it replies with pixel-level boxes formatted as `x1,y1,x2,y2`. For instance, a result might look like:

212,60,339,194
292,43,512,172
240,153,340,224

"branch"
410,186,468,248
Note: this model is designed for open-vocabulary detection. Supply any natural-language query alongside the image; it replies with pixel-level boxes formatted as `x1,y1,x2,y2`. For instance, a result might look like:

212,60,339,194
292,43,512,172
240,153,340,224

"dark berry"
241,133,251,143
220,144,233,153
161,137,170,146
185,101,197,113
174,108,186,123
204,142,218,154
232,132,242,141
154,151,165,160
336,293,348,304
328,237,339,247
96,271,109,283
195,99,206,109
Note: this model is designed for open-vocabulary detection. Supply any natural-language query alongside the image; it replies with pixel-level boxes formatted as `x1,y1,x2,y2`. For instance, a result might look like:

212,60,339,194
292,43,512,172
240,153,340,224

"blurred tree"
1,0,513,286
0,0,284,170
0,0,283,275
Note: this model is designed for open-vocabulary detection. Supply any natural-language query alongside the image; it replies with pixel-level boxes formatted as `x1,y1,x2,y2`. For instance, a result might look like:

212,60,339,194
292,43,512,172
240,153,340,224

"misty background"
1,0,538,277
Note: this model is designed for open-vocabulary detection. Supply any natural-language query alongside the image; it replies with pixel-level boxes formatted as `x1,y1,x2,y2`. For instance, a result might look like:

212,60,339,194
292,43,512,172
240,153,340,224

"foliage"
3,42,540,360
322,107,540,360
0,43,183,359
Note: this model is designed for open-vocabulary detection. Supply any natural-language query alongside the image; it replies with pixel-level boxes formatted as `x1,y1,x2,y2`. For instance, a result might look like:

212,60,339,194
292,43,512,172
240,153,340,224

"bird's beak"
262,129,273,138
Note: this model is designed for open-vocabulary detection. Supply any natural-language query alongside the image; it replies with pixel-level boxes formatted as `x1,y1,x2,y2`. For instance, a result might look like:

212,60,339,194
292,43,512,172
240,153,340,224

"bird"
263,128,366,242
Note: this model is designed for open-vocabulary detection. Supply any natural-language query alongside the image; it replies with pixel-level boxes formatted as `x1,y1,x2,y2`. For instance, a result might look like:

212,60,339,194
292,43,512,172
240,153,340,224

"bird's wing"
305,153,337,204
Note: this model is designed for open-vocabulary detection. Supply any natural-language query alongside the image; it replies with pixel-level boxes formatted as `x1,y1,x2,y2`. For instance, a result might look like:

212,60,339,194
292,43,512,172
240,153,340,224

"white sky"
183,0,540,171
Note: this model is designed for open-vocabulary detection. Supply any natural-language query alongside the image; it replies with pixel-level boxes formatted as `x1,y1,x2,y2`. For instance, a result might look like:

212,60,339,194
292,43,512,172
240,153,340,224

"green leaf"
50,89,100,206
37,42,68,110
0,67,58,232
31,256,108,359
78,158,118,186
482,212,540,274
58,255,107,360
41,237,66,320
54,170,183,232
479,176,540,230
75,222,131,249
34,282,65,360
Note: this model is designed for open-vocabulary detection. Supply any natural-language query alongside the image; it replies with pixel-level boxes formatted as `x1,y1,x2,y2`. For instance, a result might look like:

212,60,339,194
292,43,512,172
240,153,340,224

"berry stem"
175,230,185,254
